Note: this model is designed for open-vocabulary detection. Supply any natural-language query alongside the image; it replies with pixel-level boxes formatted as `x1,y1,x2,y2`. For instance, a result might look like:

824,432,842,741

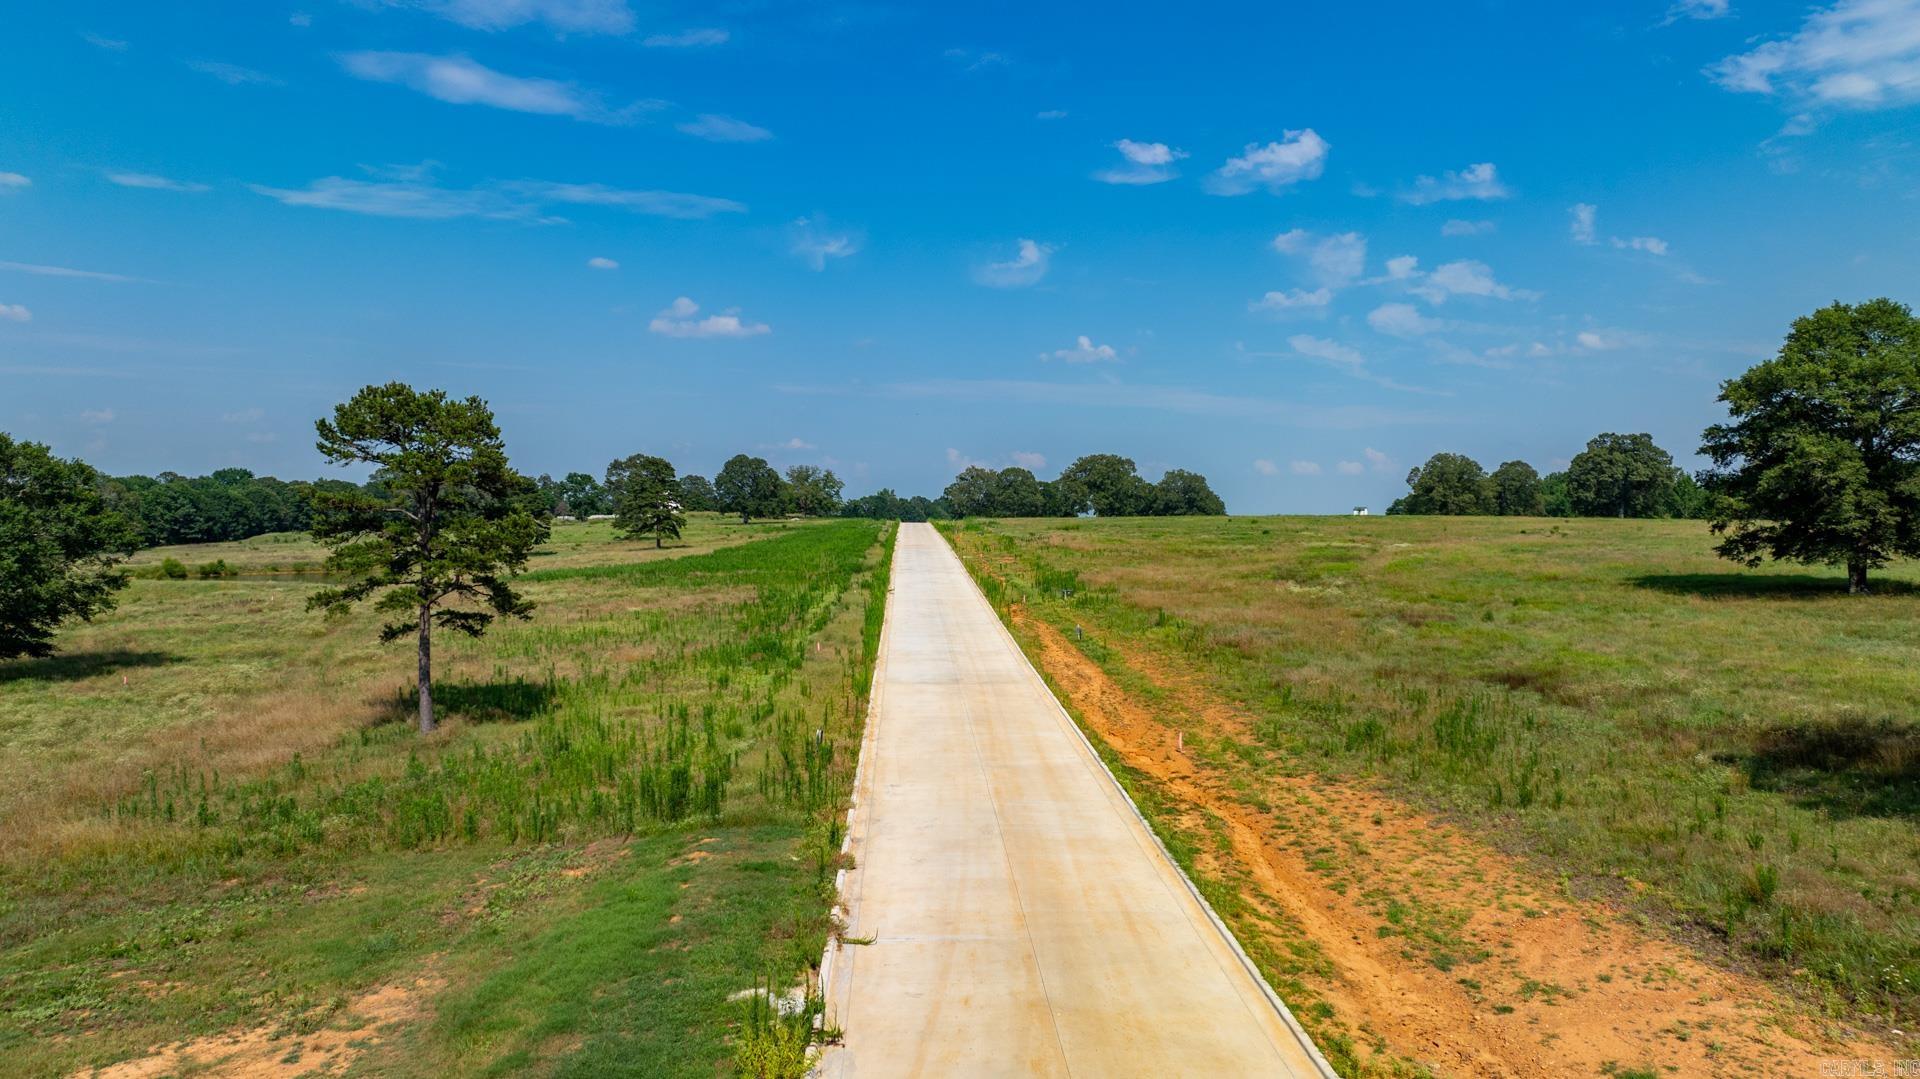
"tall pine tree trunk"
417,605,434,733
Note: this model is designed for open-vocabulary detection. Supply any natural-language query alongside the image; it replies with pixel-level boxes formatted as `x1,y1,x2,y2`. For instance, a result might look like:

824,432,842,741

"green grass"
0,514,894,1077
942,514,1920,1025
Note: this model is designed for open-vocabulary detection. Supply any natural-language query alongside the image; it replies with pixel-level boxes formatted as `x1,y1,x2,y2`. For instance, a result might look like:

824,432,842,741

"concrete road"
820,523,1333,1077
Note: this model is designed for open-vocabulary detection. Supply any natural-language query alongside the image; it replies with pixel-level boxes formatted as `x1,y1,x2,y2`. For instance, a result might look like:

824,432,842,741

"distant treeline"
932,454,1225,518
1389,432,1709,518
105,450,1223,550
838,454,1225,521
105,469,360,547
531,458,843,522
549,452,1226,523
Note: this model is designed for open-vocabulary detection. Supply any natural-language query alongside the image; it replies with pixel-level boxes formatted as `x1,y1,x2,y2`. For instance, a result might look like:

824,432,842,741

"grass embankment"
0,514,895,1077
942,516,1920,1038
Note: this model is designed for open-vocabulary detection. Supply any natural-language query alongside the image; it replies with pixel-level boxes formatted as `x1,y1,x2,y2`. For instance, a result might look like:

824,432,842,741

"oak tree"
1391,453,1493,515
1565,433,1676,518
715,454,785,524
606,453,685,547
0,435,137,659
1489,460,1544,516
783,464,845,517
1701,298,1920,593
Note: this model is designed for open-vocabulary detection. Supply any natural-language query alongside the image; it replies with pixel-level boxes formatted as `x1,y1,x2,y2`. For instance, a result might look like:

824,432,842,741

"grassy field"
0,513,894,1077
942,515,1920,1038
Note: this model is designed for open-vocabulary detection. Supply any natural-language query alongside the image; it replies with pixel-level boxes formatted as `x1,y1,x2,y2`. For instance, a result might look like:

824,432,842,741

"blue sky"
4,0,1918,513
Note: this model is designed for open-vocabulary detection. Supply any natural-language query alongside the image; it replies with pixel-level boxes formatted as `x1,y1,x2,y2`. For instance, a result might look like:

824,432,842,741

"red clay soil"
1014,607,1895,1078
78,975,444,1079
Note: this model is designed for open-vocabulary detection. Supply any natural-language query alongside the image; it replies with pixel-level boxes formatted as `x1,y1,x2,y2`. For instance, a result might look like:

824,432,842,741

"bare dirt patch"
79,975,444,1079
1014,606,1893,1077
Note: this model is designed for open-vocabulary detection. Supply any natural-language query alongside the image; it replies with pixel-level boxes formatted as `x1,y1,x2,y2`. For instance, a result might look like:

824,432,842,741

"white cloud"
1115,139,1181,166
1335,460,1365,475
648,296,770,338
245,432,278,444
1613,235,1671,255
1711,0,1920,108
1441,218,1495,237
1036,109,1069,120
1486,341,1557,360
187,60,281,86
1667,0,1731,20
789,216,861,270
290,13,313,27
1271,229,1367,286
0,173,27,192
943,48,1012,72
974,238,1053,287
1011,451,1047,470
779,437,815,450
338,52,653,124
1041,335,1119,363
0,304,30,322
1410,260,1537,304
1289,460,1323,475
1206,130,1330,195
107,172,210,193
1363,447,1393,472
387,0,634,34
1239,337,1439,393
82,32,129,50
1249,287,1333,313
1258,334,1446,397
252,175,519,219
1401,162,1510,205
81,408,115,424
1574,204,1672,255
221,407,265,423
644,28,728,47
586,256,619,269
507,180,743,218
1311,232,1367,285
251,170,744,221
1385,255,1420,280
0,261,135,282
1570,203,1598,244
1367,302,1440,337
1577,331,1617,350
1095,139,1188,184
1253,459,1280,476
1289,335,1366,370
677,113,773,142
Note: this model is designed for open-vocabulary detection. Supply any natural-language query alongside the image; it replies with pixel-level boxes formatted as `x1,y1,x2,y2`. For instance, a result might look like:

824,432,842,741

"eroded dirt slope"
1014,606,1891,1078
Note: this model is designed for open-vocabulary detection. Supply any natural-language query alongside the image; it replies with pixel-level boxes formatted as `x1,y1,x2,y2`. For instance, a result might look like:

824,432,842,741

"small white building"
1352,506,1370,516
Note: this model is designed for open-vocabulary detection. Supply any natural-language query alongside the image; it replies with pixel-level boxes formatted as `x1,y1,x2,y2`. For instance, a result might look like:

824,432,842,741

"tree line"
839,454,1227,521
99,469,359,548
1388,432,1710,519
533,455,843,529
98,448,1224,555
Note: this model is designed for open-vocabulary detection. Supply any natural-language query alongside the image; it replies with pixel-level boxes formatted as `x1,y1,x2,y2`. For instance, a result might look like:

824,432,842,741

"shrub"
159,558,188,580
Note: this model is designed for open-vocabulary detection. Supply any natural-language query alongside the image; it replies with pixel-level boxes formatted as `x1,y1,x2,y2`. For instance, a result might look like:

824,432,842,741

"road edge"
813,524,896,1076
